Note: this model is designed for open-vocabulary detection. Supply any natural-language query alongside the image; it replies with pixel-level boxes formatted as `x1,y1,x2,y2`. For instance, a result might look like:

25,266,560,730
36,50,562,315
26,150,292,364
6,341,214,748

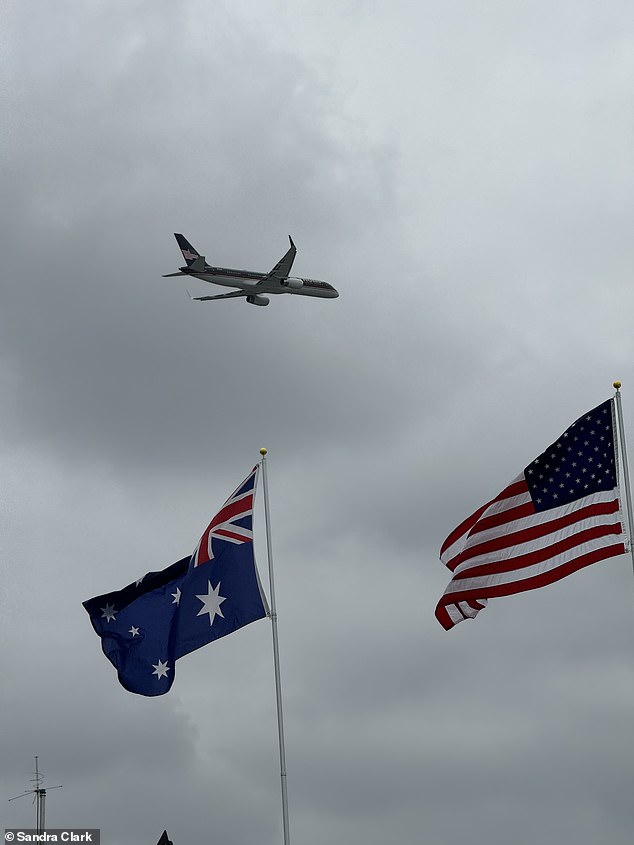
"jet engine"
282,277,303,290
247,294,270,306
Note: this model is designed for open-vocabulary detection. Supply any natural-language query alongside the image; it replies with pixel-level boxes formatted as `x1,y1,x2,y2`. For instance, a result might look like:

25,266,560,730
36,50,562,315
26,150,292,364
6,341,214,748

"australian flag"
83,467,269,696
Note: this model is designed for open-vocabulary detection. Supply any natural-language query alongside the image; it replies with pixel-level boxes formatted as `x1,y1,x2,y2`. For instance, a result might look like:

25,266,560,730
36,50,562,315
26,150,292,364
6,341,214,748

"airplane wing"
258,236,296,285
188,290,250,301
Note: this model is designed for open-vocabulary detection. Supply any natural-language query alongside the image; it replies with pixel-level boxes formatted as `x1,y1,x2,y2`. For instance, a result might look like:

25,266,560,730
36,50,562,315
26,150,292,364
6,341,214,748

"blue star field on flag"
524,399,617,511
83,466,268,696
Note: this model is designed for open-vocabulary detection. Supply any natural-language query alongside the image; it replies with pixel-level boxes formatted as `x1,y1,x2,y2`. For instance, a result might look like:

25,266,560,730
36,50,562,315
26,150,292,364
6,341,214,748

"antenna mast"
9,757,63,833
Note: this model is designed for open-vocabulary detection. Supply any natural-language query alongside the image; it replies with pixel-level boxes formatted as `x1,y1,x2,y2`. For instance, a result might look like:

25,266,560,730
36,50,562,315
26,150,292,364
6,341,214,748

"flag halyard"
436,399,626,630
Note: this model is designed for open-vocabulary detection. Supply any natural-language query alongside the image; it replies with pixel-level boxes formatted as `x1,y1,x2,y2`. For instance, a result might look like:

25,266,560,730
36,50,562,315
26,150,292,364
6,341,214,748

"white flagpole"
613,382,634,577
259,448,291,845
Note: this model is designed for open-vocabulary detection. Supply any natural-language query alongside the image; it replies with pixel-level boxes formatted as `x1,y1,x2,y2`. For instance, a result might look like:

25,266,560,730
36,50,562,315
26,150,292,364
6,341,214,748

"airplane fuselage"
183,265,338,298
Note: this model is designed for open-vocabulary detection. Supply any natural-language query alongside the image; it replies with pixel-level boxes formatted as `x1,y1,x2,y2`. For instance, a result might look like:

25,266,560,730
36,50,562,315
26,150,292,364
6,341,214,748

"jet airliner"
163,234,338,306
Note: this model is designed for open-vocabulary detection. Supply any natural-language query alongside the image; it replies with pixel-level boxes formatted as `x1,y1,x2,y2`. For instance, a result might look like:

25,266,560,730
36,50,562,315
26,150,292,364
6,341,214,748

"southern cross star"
101,604,117,622
152,659,170,679
196,580,226,626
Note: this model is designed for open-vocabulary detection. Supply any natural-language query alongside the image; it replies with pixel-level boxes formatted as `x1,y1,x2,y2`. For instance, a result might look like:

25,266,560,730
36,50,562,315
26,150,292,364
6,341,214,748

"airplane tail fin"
174,233,205,268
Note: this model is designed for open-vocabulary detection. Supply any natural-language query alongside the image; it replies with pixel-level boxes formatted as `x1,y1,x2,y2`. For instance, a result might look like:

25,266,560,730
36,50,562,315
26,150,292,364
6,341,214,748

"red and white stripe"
436,474,625,630
192,467,258,567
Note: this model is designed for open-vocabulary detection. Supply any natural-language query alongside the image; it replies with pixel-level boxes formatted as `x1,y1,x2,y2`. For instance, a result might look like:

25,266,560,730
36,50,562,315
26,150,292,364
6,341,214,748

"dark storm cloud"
2,0,425,486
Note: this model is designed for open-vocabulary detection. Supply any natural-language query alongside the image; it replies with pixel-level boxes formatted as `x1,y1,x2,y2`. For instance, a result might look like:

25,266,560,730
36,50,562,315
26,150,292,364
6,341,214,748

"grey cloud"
3,2,634,844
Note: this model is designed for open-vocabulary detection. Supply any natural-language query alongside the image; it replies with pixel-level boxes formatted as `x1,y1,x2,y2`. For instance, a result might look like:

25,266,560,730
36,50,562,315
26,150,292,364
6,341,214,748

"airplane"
163,234,339,306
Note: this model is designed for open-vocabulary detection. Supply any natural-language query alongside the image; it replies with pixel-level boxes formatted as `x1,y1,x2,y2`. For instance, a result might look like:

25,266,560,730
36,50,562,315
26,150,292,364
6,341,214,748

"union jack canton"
192,464,258,566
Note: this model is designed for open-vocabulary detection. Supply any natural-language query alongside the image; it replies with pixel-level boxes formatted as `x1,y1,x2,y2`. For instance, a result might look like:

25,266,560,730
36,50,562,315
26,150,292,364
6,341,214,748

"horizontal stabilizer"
188,255,206,272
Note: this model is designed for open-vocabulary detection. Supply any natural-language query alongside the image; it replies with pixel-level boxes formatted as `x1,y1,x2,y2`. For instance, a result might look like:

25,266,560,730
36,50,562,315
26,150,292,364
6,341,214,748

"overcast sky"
2,1,634,843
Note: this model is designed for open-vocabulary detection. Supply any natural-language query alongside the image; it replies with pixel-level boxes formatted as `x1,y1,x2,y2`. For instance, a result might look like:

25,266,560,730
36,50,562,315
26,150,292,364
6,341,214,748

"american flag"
192,465,258,567
436,399,626,630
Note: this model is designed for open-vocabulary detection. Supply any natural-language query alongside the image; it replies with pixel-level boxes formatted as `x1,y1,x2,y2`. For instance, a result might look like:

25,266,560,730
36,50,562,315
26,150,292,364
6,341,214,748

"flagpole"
259,448,291,845
613,382,634,576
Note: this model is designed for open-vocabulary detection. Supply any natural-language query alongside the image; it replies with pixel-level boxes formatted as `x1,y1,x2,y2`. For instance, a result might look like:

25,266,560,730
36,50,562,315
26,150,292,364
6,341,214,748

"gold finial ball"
613,381,622,390
260,447,268,455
